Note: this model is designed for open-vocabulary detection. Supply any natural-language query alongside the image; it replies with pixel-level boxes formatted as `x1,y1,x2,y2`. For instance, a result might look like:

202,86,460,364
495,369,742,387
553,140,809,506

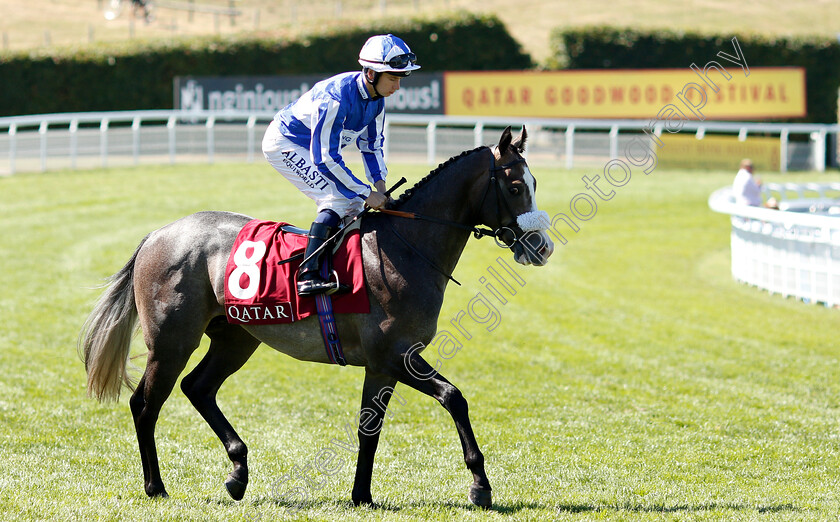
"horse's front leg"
387,351,492,508
351,368,398,506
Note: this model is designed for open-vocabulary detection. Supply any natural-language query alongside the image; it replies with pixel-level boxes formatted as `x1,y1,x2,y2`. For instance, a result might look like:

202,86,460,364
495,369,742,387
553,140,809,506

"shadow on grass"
554,502,802,514
207,495,803,517
207,495,400,512
209,495,546,514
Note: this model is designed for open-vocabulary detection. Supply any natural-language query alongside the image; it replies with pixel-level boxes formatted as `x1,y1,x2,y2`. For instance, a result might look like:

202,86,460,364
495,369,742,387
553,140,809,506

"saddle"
224,220,369,326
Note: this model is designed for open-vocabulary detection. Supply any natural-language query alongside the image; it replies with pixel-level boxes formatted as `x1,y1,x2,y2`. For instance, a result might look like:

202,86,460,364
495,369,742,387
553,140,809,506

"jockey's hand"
364,190,388,210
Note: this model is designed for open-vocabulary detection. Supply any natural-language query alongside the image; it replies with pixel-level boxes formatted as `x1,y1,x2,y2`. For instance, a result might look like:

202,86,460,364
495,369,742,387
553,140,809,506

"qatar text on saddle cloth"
224,220,369,324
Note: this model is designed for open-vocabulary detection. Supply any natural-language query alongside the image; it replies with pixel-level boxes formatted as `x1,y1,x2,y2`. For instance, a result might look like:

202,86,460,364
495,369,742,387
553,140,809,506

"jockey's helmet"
358,34,421,77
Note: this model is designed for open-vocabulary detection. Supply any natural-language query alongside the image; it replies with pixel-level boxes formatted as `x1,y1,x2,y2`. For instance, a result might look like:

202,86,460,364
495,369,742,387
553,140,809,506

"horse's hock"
708,183,840,307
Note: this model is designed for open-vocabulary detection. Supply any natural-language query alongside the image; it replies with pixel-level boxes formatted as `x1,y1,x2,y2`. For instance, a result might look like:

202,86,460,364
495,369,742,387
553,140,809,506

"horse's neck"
403,152,489,226
397,152,490,276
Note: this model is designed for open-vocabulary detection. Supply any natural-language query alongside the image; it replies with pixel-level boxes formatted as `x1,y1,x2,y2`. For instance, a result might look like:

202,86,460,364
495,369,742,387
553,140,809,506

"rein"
379,153,529,243
377,208,496,240
384,219,463,286
376,152,530,285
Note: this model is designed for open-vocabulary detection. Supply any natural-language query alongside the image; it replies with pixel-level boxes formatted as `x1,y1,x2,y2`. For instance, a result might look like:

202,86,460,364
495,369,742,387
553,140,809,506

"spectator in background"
131,0,154,23
732,158,777,208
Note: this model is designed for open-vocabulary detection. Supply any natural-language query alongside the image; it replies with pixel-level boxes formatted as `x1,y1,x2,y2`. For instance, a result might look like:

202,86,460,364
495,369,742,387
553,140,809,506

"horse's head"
482,126,554,266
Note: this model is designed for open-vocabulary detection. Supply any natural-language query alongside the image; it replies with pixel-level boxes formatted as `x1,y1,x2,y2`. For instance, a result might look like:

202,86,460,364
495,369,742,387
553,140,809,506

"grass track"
1,161,839,520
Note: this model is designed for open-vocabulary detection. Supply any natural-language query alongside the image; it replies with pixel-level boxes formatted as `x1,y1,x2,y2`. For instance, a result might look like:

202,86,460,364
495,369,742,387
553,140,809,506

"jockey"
263,34,420,296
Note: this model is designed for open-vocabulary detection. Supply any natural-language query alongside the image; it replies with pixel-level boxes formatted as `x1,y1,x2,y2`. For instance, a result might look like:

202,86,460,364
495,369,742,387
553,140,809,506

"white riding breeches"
262,122,365,219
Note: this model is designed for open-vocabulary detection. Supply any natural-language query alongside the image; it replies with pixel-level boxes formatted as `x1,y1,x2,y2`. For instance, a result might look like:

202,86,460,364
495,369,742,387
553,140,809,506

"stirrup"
297,278,338,297
326,269,351,296
297,270,350,297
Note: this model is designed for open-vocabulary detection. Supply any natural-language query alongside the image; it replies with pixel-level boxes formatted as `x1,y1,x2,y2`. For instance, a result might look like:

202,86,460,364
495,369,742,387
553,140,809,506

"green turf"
1,161,839,521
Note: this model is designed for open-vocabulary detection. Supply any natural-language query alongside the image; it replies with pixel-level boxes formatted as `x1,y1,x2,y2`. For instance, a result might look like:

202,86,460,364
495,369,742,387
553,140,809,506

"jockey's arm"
310,99,370,199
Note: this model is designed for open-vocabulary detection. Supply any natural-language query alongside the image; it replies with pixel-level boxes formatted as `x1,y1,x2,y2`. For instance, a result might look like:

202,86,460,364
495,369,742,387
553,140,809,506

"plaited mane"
389,146,489,209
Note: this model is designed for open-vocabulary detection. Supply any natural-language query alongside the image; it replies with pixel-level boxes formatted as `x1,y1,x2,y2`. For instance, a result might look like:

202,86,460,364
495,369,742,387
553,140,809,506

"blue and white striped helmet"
358,34,421,75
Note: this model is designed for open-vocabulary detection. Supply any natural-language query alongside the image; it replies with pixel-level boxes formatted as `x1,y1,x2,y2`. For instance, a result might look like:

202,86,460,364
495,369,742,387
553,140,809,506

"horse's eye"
509,186,521,196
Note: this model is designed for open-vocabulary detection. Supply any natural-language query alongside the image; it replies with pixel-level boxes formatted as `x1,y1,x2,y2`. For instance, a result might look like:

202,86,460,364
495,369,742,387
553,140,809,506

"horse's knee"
179,372,197,399
439,385,467,412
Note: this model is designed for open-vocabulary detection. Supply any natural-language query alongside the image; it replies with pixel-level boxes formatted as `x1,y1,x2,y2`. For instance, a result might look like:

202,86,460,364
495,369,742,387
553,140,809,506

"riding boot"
297,222,350,297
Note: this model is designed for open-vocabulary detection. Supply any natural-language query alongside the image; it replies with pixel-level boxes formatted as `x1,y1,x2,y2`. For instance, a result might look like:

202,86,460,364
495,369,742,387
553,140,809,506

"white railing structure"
708,184,840,307
0,110,838,175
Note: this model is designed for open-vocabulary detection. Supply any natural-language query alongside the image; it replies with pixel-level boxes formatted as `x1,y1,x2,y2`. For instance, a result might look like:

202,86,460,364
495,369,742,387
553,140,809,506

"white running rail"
708,184,840,307
1,110,838,175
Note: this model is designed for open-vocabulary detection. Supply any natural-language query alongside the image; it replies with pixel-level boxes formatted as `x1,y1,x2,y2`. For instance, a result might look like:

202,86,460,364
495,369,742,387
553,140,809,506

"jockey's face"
375,73,402,97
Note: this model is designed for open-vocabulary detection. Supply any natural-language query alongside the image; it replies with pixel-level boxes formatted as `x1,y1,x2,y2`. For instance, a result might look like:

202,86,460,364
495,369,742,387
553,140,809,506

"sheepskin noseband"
516,210,550,232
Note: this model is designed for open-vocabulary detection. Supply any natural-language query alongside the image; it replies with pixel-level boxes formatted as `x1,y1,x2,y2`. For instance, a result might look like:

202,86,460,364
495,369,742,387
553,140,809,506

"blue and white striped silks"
274,71,386,201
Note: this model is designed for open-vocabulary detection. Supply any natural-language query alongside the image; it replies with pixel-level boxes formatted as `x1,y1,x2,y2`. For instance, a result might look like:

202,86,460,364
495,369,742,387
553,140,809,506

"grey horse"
79,126,554,509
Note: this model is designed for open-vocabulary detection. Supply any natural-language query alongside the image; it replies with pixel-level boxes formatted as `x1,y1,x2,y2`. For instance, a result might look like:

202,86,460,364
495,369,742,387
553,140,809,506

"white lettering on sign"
180,80,204,111
385,80,441,111
206,83,310,112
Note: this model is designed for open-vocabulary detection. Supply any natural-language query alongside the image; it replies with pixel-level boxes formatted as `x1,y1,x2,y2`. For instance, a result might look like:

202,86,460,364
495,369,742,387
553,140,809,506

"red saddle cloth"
224,220,369,324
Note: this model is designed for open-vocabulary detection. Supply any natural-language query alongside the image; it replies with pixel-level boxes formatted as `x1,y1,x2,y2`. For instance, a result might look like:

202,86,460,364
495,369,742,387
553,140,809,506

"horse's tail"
78,235,149,402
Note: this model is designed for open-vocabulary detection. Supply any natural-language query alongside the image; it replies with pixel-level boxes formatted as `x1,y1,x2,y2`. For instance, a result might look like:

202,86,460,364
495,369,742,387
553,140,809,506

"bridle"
484,152,530,248
377,148,540,285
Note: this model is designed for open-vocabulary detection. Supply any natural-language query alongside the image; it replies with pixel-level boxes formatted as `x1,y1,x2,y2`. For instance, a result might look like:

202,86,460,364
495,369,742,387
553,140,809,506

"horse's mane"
390,146,489,209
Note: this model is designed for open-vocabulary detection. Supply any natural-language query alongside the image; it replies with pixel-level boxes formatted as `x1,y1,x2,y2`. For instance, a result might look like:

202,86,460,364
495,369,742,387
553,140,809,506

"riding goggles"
384,53,416,69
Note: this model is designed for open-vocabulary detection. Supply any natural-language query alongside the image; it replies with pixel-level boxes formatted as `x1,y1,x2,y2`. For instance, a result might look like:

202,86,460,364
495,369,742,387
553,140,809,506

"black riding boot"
297,222,347,297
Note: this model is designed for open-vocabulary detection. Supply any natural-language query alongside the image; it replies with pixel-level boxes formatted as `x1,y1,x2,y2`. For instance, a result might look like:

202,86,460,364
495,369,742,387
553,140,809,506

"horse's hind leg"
129,344,196,498
180,318,260,501
351,369,398,506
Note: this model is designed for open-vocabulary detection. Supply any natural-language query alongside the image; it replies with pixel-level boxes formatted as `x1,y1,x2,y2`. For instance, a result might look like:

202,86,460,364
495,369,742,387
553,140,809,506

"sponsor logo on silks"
281,150,330,191
227,303,293,323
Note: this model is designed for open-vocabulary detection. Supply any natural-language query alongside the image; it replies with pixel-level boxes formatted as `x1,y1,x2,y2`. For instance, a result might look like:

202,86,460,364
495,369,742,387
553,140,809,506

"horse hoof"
468,484,492,508
146,484,169,498
225,476,247,501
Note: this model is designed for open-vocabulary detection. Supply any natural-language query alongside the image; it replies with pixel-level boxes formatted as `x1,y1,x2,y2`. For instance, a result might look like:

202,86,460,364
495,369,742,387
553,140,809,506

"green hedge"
549,27,840,123
0,12,532,117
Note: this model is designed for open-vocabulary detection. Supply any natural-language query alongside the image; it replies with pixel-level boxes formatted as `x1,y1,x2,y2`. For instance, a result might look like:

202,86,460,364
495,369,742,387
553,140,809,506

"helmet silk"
358,34,421,74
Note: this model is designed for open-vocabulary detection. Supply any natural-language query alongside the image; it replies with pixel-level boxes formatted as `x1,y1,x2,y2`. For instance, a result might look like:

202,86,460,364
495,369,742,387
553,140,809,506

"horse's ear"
499,126,513,155
512,126,527,153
